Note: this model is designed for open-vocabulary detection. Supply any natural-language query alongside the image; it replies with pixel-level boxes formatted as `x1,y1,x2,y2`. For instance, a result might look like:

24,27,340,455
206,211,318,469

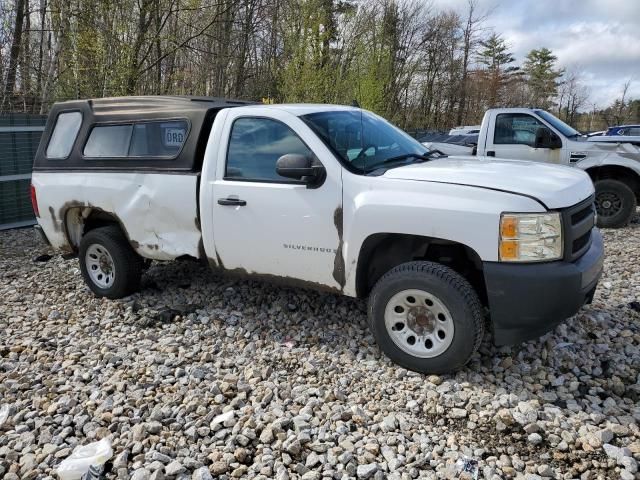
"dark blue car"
605,125,640,136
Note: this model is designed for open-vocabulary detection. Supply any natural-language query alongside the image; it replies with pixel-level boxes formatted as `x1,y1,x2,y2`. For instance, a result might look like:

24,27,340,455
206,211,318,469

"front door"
210,108,343,290
488,112,562,163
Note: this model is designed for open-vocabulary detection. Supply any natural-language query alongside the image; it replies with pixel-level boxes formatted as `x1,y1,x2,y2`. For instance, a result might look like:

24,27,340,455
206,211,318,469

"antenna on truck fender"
351,100,360,108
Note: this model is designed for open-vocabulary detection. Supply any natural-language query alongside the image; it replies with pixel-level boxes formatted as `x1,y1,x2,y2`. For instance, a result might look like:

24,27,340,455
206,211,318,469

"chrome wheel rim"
85,244,115,289
384,289,455,358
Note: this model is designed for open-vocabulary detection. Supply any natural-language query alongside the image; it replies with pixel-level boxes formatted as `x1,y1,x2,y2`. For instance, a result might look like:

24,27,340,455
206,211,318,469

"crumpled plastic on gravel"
56,437,113,480
455,456,479,480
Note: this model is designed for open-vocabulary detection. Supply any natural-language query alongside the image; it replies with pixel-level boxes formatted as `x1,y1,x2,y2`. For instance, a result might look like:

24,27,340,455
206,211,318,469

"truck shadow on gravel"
136,255,639,389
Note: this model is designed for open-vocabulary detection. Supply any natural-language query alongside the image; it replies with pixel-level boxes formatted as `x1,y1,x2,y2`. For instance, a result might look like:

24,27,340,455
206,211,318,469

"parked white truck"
31,97,603,373
423,108,640,228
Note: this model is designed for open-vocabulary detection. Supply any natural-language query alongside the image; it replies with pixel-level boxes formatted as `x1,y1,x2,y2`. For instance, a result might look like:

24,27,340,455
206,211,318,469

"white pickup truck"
31,96,603,373
423,108,640,228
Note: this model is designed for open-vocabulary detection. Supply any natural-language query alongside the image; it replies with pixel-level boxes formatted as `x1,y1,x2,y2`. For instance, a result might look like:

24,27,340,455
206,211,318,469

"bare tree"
2,0,26,110
455,0,487,126
602,79,633,126
556,69,589,125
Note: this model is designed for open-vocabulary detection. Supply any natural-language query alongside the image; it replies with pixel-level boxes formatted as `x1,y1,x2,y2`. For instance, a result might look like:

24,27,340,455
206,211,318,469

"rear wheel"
368,261,484,374
79,226,143,298
594,179,636,228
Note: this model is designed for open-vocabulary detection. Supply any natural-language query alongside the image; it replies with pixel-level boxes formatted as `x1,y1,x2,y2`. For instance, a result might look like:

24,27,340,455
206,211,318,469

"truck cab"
425,108,640,228
32,97,604,374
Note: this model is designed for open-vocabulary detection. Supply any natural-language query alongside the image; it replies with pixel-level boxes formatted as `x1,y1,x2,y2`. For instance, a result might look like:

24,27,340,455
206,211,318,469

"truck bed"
32,171,202,260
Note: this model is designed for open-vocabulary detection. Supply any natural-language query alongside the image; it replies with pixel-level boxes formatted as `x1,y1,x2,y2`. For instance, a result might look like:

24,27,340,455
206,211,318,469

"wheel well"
64,208,126,249
83,210,122,232
355,233,487,305
586,165,640,200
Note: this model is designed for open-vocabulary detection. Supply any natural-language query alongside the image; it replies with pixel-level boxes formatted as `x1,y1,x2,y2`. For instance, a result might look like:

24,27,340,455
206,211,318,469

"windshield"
301,110,428,173
533,109,581,138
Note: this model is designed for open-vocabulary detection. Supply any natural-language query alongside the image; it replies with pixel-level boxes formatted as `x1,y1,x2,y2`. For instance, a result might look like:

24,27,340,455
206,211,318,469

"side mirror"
276,154,326,188
534,127,562,149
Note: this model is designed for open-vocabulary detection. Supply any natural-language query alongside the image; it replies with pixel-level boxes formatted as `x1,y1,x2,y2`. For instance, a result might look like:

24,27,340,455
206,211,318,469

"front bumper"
484,228,604,345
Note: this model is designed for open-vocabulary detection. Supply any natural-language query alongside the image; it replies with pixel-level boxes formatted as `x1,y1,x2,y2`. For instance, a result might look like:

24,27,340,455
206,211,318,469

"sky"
430,0,640,108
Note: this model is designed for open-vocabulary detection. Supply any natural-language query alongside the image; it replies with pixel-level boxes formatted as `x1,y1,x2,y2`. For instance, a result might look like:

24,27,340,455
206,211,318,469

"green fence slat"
0,114,46,228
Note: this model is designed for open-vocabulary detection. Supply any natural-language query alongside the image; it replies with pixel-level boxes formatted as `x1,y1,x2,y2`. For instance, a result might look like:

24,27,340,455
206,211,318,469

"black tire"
79,225,143,298
368,261,484,374
594,179,637,229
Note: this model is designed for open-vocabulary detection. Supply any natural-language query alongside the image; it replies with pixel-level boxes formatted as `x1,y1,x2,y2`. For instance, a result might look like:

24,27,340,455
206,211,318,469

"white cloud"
428,0,640,107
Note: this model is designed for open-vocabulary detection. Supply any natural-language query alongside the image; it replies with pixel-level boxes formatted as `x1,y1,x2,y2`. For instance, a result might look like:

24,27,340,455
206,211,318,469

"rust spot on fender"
130,241,159,251
205,250,339,294
332,206,345,290
212,266,341,294
48,206,61,232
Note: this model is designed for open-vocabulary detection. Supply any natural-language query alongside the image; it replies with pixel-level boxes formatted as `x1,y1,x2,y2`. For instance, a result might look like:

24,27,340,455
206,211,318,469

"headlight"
499,213,563,262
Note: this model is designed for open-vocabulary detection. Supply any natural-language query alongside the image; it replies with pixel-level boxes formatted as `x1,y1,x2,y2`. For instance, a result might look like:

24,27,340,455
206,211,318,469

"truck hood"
383,157,594,209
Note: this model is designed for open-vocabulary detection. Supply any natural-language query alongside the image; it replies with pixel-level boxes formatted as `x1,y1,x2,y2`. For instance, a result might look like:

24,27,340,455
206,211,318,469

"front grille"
561,195,595,262
572,232,591,253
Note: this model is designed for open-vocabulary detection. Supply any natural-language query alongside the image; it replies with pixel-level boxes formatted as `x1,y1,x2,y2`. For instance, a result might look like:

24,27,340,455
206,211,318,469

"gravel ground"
1,213,639,480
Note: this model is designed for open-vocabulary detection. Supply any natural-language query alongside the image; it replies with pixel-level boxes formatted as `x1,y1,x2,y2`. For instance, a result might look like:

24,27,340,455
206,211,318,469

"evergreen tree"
522,47,564,109
476,32,518,107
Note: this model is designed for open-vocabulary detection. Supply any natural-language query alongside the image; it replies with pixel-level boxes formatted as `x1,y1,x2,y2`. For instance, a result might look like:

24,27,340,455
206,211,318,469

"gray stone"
537,464,553,477
620,456,638,474
112,449,129,469
150,470,165,480
192,466,213,480
259,426,274,443
147,421,163,434
528,433,543,445
131,423,147,442
131,469,151,480
149,451,172,464
300,471,321,480
165,460,186,477
450,408,467,419
305,452,321,468
356,463,379,479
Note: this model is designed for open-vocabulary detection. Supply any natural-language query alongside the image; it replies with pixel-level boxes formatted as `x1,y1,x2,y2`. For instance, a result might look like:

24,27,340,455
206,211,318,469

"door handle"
486,151,495,157
218,197,247,206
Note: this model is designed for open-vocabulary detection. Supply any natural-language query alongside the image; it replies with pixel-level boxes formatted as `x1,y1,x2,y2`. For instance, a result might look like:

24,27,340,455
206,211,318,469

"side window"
226,117,312,181
84,125,133,157
46,111,82,159
130,121,188,157
494,113,545,147
84,120,188,158
627,127,640,136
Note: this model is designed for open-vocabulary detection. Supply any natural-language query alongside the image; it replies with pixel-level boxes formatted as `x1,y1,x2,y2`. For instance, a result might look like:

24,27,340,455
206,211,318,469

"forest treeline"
1,0,638,131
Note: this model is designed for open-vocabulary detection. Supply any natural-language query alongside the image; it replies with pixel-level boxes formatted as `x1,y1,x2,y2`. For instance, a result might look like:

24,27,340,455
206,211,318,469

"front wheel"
79,226,143,298
594,179,637,228
367,261,484,374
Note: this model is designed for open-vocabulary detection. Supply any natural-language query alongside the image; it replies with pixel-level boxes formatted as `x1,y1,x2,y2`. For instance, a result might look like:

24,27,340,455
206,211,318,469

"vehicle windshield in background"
534,109,581,138
301,110,429,173
420,133,479,145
